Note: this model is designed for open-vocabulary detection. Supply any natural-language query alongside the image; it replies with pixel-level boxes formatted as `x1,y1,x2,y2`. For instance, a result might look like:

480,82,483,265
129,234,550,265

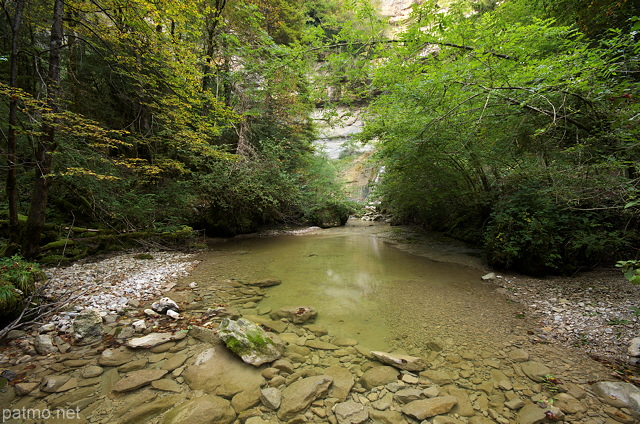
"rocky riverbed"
0,224,639,424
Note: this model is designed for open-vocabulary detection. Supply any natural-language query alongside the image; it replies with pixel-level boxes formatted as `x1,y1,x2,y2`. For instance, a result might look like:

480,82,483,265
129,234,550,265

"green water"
195,221,526,353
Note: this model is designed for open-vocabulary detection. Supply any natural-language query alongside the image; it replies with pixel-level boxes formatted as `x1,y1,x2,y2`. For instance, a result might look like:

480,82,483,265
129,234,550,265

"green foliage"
616,260,640,285
0,256,44,314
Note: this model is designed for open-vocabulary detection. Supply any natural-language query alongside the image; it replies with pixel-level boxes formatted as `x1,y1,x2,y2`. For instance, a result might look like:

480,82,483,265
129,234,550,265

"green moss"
41,239,75,251
133,253,154,260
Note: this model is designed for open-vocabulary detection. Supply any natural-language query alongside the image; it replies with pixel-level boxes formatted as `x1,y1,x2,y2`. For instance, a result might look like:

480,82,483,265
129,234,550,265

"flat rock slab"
278,375,333,420
401,396,458,420
182,342,265,398
98,347,135,367
161,395,236,424
112,369,167,393
371,351,427,371
520,361,551,383
125,331,188,349
325,365,355,402
246,279,282,287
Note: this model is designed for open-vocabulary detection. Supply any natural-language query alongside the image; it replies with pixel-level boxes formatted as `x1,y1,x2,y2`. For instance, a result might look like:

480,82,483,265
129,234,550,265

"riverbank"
0,221,638,424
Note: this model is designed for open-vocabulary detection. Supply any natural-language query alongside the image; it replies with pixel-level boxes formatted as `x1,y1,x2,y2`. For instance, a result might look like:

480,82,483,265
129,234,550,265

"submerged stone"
270,306,318,324
218,318,285,366
371,351,427,371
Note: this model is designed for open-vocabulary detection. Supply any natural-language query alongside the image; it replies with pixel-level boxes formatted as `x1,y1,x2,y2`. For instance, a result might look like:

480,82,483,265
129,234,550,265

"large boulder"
278,375,333,420
217,318,285,366
182,340,265,398
592,381,640,413
371,351,427,371
72,308,103,345
270,306,318,324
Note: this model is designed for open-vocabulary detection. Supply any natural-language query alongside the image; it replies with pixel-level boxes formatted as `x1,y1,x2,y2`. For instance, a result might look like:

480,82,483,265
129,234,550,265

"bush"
0,256,45,316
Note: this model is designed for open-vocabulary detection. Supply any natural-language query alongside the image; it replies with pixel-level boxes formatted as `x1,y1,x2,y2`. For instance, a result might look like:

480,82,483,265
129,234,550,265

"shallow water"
194,221,528,353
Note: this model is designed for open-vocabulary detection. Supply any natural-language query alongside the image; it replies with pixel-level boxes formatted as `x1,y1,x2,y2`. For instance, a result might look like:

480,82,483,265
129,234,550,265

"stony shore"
0,223,638,424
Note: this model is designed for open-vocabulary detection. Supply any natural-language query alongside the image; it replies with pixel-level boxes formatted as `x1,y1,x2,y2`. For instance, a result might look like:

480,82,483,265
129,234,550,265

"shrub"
0,256,45,315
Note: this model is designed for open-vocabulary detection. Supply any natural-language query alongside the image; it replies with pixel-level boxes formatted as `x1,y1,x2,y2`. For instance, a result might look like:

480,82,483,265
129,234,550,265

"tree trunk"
5,0,26,256
22,0,64,258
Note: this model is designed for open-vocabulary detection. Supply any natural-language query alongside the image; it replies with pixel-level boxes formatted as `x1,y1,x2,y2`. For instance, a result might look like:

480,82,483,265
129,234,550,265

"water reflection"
197,225,522,353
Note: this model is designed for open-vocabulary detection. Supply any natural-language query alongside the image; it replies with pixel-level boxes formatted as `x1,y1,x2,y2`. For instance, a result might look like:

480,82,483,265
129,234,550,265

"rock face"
401,396,458,420
278,375,333,420
592,381,640,413
182,341,265,398
270,306,318,324
217,318,285,366
72,308,103,345
371,351,427,371
161,396,236,424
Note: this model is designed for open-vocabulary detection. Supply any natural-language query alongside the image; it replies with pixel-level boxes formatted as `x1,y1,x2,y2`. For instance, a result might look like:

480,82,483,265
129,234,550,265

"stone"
82,365,104,378
119,358,148,372
592,381,640,413
333,337,358,346
151,297,179,314
112,369,167,393
334,400,368,424
144,308,161,317
151,379,182,392
394,388,423,404
554,393,586,414
432,417,465,424
419,369,453,385
132,319,146,333
628,337,640,357
325,365,355,402
161,395,236,424
508,348,530,362
371,351,427,371
368,409,407,424
161,353,188,371
516,402,548,424
305,324,329,336
260,387,282,409
14,382,39,395
278,375,333,420
231,387,261,412
125,330,188,349
209,306,241,320
242,315,288,334
481,272,496,280
272,358,295,374
34,334,58,355
505,397,525,410
217,318,285,366
72,308,104,345
119,394,183,424
166,310,180,319
360,366,399,390
182,342,266,398
41,375,76,393
247,279,282,287
401,396,458,420
270,306,318,324
448,387,475,417
520,361,552,382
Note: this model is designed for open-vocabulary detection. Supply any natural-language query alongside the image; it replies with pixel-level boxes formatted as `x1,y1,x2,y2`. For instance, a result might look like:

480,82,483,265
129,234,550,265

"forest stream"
1,220,637,424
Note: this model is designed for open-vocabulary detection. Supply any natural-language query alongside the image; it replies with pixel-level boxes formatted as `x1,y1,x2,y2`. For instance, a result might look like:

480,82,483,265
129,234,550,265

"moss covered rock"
217,318,285,366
